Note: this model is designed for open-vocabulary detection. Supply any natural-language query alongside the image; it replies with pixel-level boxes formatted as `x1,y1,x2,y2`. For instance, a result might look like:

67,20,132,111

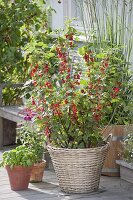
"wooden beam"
0,106,24,123
0,87,2,106
0,117,3,149
0,83,24,89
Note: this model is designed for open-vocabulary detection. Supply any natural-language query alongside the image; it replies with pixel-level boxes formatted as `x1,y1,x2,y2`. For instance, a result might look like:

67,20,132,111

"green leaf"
96,53,106,59
78,46,85,55
111,98,120,103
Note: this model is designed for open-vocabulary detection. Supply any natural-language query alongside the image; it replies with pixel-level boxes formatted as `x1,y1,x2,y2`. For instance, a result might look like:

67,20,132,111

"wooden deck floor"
0,167,61,200
0,148,133,200
1,167,133,200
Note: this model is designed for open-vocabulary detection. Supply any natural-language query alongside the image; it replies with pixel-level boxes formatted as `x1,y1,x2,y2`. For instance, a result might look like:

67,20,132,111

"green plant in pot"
17,111,46,182
0,145,36,191
26,23,115,193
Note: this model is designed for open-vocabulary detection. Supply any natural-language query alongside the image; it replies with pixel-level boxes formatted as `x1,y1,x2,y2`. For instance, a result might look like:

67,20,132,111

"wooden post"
0,117,3,149
102,124,133,176
0,87,2,106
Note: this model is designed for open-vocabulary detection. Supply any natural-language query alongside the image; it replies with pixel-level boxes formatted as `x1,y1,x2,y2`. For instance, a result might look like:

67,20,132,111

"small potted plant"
17,111,46,182
0,145,36,191
116,133,133,183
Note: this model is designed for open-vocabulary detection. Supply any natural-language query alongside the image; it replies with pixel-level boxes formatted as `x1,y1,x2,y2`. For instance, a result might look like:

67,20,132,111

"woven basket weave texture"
47,144,109,193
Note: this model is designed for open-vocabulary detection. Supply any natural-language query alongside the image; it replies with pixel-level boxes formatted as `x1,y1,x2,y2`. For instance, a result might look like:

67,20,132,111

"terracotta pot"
30,160,46,182
6,165,33,191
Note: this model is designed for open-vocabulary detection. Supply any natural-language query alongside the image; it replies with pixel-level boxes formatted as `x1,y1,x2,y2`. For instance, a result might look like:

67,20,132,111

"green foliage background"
0,0,50,105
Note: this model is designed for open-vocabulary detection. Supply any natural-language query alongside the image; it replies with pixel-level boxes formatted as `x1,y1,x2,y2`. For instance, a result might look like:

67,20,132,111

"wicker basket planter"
47,143,109,193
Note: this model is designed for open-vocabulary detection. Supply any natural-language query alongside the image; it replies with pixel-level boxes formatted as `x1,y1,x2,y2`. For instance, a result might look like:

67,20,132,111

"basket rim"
47,142,109,152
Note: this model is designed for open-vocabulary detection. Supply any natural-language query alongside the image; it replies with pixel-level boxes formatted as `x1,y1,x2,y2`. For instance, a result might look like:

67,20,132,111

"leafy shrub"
0,145,37,169
0,0,50,105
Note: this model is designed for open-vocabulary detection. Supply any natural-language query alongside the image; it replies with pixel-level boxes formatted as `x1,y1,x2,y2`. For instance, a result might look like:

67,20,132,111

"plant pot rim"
34,159,46,167
47,143,109,152
5,165,33,170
